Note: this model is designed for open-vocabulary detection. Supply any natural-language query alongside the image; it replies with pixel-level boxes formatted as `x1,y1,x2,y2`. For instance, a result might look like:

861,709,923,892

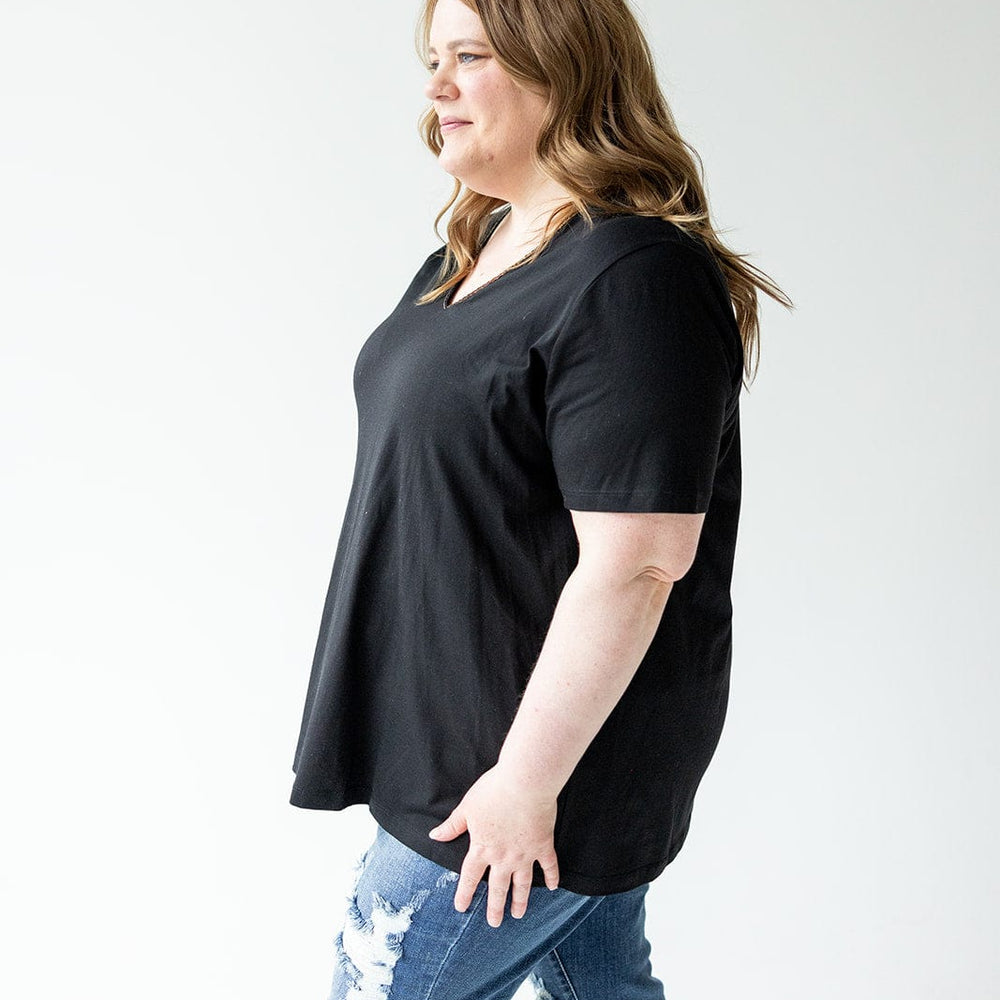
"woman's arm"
429,507,706,927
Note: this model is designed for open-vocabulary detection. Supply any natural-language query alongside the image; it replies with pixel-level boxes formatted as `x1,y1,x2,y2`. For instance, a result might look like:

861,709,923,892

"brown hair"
414,0,792,383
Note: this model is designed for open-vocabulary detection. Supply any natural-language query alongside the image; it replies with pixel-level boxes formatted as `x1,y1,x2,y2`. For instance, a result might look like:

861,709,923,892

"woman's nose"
424,64,457,101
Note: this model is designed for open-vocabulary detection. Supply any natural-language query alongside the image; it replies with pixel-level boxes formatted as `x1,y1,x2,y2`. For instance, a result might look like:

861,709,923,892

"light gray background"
1,1,997,997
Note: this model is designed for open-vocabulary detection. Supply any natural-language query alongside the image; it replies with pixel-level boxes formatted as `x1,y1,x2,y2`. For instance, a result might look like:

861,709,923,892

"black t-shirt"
290,206,744,896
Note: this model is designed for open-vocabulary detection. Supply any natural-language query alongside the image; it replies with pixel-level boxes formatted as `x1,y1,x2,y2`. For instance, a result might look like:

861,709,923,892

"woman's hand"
428,764,560,928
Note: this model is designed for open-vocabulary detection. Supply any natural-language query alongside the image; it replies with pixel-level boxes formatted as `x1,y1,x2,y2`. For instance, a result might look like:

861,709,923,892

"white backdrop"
1,1,997,998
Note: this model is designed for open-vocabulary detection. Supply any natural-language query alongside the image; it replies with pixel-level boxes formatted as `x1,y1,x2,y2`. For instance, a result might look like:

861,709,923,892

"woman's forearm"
496,564,673,798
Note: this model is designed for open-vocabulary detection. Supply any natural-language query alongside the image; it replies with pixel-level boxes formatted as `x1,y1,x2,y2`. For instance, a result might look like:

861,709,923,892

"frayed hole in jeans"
333,846,433,998
435,869,459,889
528,971,556,1000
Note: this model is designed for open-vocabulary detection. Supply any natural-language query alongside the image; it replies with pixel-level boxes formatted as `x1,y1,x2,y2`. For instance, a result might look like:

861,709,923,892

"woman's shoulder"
555,210,721,296
553,211,742,376
568,210,711,264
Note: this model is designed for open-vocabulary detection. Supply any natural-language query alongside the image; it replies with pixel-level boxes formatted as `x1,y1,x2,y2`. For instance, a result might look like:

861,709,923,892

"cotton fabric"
291,206,743,895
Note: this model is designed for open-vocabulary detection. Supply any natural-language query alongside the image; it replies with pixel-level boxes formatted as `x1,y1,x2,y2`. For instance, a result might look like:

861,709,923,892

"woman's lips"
441,121,471,133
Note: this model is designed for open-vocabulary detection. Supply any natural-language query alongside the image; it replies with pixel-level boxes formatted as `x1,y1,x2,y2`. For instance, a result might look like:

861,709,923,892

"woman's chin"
436,152,464,176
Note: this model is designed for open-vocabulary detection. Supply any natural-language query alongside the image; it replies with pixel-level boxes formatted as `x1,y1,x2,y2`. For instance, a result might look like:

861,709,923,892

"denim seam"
550,946,581,1000
420,886,489,1000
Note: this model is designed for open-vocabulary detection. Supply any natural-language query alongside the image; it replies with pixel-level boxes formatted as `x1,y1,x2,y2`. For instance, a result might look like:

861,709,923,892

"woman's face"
424,0,549,201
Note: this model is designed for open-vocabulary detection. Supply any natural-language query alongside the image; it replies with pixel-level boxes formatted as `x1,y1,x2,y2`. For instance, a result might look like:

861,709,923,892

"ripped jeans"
328,824,666,1000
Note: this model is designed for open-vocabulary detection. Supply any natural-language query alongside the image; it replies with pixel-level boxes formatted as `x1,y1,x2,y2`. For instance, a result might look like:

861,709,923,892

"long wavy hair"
414,0,792,383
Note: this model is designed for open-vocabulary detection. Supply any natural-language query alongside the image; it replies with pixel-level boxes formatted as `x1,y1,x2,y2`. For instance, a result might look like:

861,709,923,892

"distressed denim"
328,824,666,1000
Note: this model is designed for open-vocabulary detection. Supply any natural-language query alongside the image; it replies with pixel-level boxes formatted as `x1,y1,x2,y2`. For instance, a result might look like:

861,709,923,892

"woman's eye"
427,53,482,72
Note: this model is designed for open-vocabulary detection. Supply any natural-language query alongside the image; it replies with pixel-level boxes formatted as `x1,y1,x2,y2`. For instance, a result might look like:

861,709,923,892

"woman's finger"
538,849,560,890
453,855,486,913
485,865,513,928
509,869,533,919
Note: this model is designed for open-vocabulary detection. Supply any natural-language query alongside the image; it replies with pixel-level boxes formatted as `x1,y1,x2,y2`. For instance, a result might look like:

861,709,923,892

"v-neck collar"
442,206,583,310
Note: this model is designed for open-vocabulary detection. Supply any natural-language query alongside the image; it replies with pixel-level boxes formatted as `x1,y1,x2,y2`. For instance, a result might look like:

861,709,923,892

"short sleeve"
544,241,740,513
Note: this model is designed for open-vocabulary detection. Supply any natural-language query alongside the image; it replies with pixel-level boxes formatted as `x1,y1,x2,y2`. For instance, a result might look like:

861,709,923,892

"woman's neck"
500,179,574,248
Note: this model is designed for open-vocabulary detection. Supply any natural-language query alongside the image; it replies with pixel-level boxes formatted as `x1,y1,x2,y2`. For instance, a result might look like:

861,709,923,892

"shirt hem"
288,784,683,895
560,487,711,514
365,795,680,897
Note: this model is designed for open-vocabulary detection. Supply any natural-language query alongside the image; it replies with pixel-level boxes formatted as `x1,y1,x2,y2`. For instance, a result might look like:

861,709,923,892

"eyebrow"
427,38,490,54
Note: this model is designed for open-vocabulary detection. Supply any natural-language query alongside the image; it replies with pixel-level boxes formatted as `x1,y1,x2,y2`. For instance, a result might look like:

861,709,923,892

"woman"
290,0,792,996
